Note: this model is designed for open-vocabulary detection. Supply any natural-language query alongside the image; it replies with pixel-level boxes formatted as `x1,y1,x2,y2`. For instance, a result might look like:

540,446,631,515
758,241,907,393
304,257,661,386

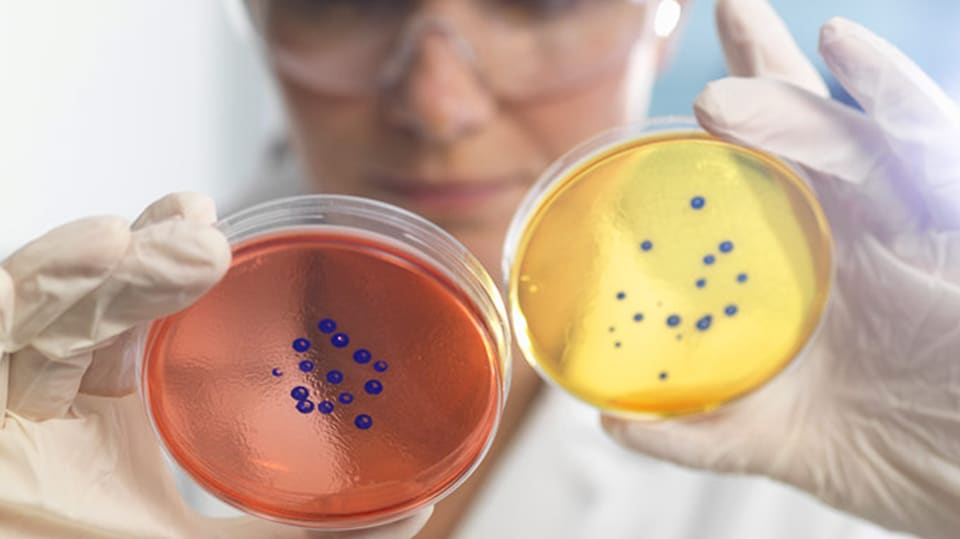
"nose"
381,23,494,144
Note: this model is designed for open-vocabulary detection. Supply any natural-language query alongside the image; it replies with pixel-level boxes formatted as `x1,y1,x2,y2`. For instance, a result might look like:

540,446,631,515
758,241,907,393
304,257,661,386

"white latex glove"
0,193,431,539
603,2,960,539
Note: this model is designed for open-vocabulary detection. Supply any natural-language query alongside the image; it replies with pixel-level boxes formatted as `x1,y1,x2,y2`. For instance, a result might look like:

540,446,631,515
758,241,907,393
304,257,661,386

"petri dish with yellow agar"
133,195,510,529
503,119,833,417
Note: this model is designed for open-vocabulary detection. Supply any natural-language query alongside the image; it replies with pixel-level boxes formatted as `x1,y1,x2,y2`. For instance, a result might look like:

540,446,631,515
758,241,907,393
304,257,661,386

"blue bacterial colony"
610,196,750,382
275,318,386,430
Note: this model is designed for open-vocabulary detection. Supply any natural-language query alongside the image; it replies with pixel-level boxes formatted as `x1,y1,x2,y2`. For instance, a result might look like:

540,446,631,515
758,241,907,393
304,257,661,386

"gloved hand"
0,193,431,539
603,2,960,539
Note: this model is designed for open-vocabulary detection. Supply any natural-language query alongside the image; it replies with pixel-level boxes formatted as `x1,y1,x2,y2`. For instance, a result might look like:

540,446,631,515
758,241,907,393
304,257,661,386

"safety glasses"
242,0,657,100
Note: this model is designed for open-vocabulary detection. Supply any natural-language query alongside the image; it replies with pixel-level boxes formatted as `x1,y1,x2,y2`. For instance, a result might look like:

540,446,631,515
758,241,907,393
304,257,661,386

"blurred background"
1,0,959,255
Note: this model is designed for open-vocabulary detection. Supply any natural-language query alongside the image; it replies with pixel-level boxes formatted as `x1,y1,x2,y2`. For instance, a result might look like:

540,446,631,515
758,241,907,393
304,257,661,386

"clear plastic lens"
245,0,652,98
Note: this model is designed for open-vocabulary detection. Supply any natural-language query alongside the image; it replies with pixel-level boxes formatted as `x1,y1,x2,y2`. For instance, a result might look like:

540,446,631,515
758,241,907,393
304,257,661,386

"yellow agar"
509,133,832,416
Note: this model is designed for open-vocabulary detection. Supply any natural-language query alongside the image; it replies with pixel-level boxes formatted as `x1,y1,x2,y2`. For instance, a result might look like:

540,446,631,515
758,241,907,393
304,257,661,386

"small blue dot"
355,414,373,430
633,313,644,322
318,401,334,414
725,305,739,316
365,380,383,395
696,278,707,288
353,349,372,364
374,361,388,372
704,254,716,265
318,319,337,333
299,360,315,372
616,291,626,301
339,392,354,404
326,370,344,384
719,241,734,253
640,240,653,251
667,315,681,327
290,386,309,400
271,368,283,377
696,315,713,331
296,399,315,414
331,333,349,348
292,338,311,352
659,372,669,381
737,273,749,283
614,341,622,349
691,196,706,209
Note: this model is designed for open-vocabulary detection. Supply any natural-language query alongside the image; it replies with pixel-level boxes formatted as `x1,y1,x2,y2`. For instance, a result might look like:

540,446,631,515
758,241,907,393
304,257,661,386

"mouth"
368,174,530,218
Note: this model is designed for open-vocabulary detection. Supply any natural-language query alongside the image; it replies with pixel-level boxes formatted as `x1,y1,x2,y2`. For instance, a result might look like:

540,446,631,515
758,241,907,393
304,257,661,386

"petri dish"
503,118,833,418
134,195,510,529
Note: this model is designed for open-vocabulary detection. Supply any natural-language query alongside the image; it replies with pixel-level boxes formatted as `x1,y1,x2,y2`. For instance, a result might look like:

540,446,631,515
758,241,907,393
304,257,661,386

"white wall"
0,1,281,256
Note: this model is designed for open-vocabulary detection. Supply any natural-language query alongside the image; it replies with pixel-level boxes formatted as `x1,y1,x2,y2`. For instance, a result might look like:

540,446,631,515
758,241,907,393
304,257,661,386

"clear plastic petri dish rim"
131,194,511,529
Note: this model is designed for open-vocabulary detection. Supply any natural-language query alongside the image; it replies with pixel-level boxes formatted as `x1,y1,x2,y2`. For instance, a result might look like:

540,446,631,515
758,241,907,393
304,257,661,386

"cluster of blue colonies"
273,318,385,430
606,196,753,382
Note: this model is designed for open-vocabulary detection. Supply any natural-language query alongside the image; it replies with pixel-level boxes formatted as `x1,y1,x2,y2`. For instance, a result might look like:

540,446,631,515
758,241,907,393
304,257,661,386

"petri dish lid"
504,118,833,417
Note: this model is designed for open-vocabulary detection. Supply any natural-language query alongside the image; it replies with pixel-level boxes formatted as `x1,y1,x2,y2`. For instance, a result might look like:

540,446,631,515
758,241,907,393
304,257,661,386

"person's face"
261,0,674,271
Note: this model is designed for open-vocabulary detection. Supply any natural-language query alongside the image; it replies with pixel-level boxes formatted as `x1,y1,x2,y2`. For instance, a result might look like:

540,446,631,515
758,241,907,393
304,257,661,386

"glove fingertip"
152,221,232,297
110,221,231,324
600,413,669,453
817,17,860,73
193,225,232,289
693,78,752,142
693,80,726,132
600,412,740,473
818,16,857,51
133,192,219,230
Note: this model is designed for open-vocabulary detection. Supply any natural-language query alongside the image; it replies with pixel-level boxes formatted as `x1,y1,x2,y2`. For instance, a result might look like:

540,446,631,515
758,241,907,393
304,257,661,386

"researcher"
1,0,959,538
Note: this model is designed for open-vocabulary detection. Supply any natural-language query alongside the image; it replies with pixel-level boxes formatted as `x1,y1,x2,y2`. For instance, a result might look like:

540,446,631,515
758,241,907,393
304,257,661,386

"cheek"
512,71,630,161
281,84,381,193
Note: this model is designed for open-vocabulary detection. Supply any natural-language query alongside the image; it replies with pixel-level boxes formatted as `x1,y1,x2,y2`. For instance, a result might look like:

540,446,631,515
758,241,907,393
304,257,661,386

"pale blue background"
650,0,960,115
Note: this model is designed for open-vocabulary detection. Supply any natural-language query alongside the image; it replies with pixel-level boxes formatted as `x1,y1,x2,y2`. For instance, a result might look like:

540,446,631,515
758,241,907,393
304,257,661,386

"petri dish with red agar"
135,195,510,529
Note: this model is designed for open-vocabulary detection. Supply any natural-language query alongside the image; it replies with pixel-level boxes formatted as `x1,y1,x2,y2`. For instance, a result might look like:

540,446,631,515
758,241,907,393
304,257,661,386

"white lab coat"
185,142,915,539
454,387,911,539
